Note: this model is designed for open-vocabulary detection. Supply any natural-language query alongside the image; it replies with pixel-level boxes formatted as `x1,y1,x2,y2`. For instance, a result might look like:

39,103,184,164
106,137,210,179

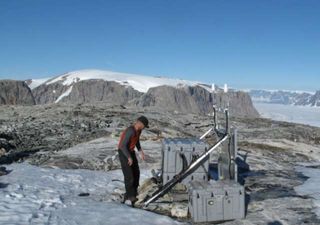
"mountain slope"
25,77,51,90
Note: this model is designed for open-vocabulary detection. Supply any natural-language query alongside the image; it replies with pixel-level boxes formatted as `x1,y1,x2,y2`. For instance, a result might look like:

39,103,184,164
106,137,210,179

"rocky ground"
1,102,320,224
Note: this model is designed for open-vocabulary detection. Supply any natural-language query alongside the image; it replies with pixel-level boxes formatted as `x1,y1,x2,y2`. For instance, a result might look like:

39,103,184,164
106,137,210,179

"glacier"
254,103,320,127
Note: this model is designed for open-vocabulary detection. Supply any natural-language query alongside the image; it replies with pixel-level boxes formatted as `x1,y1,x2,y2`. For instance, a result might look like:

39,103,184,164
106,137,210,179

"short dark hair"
137,116,149,128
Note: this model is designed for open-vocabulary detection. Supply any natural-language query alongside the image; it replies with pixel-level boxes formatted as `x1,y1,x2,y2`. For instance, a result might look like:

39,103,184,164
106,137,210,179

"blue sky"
0,0,319,91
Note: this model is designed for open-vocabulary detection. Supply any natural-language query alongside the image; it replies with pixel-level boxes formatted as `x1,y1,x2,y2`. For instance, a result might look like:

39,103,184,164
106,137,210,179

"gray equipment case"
188,180,245,223
161,138,209,185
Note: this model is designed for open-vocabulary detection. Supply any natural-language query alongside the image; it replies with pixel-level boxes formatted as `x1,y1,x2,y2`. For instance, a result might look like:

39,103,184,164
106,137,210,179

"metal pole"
144,134,229,207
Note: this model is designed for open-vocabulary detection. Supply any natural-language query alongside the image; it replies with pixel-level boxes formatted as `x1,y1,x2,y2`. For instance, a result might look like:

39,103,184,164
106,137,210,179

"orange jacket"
118,126,141,158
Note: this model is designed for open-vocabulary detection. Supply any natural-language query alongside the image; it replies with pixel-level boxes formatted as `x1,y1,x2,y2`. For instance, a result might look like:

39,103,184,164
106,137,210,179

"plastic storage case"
161,138,209,185
188,180,245,223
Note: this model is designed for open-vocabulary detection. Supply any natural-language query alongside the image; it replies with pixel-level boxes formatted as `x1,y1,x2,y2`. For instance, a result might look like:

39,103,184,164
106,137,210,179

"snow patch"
27,77,51,90
55,86,73,103
45,69,203,93
295,165,320,218
0,163,184,225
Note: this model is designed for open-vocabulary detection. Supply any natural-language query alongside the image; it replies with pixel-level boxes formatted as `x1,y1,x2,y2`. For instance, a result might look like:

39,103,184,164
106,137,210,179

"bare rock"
0,80,35,105
171,203,188,218
0,148,6,157
135,85,259,118
32,80,142,105
0,166,8,176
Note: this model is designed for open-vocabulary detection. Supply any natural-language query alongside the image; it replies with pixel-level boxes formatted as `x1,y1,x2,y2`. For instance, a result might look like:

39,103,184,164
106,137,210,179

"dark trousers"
118,150,140,200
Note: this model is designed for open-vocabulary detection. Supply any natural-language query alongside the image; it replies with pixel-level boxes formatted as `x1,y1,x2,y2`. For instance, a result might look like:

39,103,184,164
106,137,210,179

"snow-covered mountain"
247,89,320,107
27,69,212,93
27,69,218,105
25,69,259,117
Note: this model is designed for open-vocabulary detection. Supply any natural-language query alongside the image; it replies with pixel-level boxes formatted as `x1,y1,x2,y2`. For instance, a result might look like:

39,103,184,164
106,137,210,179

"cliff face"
32,81,69,104
60,80,143,104
0,80,35,105
135,85,213,115
215,91,260,117
32,80,142,105
135,85,259,117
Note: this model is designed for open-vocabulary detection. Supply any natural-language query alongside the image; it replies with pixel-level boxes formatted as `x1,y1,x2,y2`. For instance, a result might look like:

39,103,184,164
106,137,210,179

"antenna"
211,83,215,93
224,84,228,93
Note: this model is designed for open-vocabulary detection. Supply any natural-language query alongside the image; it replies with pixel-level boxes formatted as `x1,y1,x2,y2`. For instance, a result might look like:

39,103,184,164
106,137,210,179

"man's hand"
140,149,145,161
128,157,133,166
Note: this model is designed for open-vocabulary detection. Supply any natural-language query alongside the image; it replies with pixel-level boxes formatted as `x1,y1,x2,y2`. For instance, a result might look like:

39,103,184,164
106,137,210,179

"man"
118,116,149,206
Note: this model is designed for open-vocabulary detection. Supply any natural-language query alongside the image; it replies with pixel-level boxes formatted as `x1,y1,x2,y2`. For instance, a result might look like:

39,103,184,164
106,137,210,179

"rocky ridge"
32,80,259,117
249,89,320,107
0,80,35,105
